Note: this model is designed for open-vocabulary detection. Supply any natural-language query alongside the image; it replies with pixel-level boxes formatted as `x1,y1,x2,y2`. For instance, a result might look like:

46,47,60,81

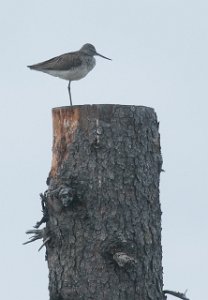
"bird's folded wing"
28,52,83,71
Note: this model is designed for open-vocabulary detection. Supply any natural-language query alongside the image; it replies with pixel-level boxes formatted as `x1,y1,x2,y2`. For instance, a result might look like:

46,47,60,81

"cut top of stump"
50,104,160,180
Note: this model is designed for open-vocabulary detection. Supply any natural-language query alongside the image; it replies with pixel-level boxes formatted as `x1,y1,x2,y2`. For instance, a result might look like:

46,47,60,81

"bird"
28,43,111,106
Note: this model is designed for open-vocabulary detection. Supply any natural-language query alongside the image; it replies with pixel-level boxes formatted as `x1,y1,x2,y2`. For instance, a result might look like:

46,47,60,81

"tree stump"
45,104,163,300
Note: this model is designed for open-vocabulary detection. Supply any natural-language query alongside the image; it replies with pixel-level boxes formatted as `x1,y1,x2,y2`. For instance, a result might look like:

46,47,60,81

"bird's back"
28,51,82,71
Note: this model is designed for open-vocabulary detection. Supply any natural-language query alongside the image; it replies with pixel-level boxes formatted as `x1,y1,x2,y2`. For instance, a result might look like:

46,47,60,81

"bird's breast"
85,56,96,72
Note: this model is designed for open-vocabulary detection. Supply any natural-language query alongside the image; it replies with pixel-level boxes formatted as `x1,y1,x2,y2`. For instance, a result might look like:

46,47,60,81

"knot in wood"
113,252,136,268
58,186,75,207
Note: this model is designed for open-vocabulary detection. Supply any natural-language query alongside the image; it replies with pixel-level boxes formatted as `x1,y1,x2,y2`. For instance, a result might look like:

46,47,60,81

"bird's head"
80,43,111,60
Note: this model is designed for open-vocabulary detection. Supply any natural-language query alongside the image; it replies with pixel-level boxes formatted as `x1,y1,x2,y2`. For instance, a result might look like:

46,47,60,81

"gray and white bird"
28,43,111,106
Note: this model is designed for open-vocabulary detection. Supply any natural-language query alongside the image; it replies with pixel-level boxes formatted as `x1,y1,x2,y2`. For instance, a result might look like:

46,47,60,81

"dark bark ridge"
45,104,163,300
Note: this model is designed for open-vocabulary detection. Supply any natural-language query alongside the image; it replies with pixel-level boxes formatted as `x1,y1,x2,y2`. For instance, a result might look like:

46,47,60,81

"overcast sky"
1,1,207,299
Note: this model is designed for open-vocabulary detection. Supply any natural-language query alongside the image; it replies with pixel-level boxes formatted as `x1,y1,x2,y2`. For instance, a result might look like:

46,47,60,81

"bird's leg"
68,81,72,106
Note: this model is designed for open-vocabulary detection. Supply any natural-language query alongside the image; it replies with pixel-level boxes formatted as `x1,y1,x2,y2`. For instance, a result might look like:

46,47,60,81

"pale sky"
1,1,207,299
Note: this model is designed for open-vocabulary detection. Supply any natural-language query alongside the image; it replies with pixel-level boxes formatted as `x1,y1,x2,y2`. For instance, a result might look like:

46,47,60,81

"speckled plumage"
28,43,111,105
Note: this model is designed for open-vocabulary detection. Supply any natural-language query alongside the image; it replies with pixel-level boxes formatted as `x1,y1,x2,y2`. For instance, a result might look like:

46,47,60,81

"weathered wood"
45,104,163,300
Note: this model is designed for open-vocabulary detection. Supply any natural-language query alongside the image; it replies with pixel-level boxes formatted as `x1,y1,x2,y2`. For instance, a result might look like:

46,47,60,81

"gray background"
0,1,207,299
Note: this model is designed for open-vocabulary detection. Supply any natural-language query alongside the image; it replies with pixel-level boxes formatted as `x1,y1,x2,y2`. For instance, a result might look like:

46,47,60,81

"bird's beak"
96,52,112,60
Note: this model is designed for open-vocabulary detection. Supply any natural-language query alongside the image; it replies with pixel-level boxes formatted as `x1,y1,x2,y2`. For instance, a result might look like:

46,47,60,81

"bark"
45,104,164,300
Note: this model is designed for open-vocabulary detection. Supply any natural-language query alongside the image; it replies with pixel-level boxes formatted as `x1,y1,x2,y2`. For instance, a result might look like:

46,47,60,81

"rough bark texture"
45,104,163,300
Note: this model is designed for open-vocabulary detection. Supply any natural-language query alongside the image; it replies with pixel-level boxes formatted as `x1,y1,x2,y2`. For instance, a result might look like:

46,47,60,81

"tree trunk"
45,104,163,300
